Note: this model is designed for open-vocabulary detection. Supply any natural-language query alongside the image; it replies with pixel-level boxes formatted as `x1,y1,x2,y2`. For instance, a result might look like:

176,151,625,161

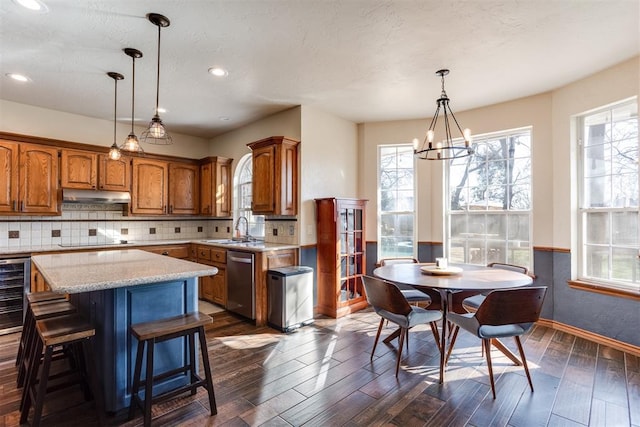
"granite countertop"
31,249,218,294
0,238,299,256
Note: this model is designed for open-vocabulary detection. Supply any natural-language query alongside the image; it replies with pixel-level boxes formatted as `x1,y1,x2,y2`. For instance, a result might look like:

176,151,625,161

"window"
446,128,532,269
378,145,416,259
578,99,639,291
233,154,265,238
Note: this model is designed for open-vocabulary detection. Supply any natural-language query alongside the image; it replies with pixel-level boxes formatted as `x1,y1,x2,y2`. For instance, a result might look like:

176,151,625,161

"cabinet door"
0,140,19,213
199,162,213,215
279,142,298,215
19,144,59,214
251,144,276,213
98,154,131,191
200,274,215,302
60,149,98,189
211,267,226,306
131,158,168,215
216,159,232,217
169,163,199,215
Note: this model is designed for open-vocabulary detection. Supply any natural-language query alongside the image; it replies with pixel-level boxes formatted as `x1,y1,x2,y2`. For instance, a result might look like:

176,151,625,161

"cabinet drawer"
197,246,211,261
210,248,226,263
144,245,189,259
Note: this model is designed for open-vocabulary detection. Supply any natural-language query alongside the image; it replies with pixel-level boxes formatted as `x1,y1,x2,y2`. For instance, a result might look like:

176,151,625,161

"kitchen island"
30,249,217,413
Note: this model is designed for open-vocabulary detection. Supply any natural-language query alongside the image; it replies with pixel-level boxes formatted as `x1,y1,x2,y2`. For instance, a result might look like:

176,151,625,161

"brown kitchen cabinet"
60,149,97,189
98,153,131,191
196,245,226,306
142,244,190,259
247,136,299,216
315,198,368,318
200,156,232,217
3,143,60,215
169,162,199,215
131,158,169,215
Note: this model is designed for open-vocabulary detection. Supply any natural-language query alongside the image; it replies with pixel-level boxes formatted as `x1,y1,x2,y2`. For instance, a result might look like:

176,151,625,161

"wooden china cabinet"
315,198,368,318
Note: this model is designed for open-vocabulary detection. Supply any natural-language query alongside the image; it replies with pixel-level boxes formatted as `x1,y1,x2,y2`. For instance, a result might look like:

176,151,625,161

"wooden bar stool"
20,313,105,427
17,299,77,388
16,292,68,368
129,311,216,427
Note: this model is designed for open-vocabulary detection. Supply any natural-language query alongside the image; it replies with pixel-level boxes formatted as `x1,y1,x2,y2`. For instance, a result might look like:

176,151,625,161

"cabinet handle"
170,205,173,214
12,200,16,211
161,251,169,256
20,201,24,212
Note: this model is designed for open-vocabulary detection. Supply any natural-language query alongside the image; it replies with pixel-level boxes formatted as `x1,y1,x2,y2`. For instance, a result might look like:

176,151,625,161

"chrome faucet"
234,215,250,240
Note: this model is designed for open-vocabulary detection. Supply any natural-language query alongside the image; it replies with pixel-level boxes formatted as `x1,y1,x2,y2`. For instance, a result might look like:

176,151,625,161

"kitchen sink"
200,239,265,247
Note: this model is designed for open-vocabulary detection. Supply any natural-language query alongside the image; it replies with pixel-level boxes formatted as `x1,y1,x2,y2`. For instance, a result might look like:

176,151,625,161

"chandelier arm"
446,104,467,140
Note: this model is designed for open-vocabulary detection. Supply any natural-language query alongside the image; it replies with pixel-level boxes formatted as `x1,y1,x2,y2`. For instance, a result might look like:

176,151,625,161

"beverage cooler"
0,257,30,335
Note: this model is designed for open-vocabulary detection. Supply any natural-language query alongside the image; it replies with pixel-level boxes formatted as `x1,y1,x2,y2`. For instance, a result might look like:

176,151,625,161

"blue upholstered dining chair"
378,258,432,306
361,276,443,377
446,286,547,398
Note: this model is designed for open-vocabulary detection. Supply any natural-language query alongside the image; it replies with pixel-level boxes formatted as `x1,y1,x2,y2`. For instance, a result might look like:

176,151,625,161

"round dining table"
372,262,533,383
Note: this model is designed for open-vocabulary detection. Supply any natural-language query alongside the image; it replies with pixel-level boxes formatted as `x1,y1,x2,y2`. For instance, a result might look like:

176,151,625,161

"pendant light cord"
131,55,136,133
155,24,161,115
114,77,118,144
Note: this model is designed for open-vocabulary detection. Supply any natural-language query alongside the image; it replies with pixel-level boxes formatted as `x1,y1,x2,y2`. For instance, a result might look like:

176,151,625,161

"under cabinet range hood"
62,189,131,204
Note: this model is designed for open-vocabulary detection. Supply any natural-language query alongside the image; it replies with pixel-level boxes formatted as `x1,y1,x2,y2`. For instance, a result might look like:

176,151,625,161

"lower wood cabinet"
196,245,226,306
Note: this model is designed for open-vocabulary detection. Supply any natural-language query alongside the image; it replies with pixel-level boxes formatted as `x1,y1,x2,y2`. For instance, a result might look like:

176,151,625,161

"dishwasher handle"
229,255,253,264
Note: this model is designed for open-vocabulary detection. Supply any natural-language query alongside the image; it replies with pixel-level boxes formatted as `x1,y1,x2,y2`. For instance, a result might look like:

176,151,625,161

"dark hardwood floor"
1,308,638,426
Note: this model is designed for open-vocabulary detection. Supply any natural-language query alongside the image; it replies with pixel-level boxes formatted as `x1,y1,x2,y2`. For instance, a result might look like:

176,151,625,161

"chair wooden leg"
429,322,441,354
484,338,496,399
371,318,385,361
395,328,406,377
445,325,460,365
197,326,217,415
515,336,534,392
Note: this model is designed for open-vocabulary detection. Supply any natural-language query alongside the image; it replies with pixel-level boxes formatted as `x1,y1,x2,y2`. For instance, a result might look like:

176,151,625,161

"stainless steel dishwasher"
226,251,255,319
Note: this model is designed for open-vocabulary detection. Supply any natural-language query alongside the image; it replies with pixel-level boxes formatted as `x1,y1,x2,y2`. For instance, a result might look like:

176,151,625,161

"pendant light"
413,69,474,160
141,13,172,145
107,72,124,161
121,47,144,154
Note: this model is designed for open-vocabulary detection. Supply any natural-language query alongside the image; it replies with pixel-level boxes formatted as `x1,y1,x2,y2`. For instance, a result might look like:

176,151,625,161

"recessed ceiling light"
219,116,230,121
208,67,228,77
13,0,49,12
6,73,31,82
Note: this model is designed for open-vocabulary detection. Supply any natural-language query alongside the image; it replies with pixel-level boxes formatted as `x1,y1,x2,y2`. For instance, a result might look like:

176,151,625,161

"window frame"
377,143,417,261
576,97,639,294
233,153,265,239
445,127,533,270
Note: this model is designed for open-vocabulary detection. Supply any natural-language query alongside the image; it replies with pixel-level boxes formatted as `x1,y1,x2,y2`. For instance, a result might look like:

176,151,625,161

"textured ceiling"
1,0,638,138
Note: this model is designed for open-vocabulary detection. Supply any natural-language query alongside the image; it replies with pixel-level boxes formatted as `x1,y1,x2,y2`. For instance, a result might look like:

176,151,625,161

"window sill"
568,279,640,301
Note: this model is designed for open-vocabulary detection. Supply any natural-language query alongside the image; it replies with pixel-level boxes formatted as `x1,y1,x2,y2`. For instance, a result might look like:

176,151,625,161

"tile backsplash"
0,204,233,248
0,204,299,248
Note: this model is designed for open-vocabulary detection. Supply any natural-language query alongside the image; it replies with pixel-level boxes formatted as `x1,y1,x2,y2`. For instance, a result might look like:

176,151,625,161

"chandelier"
414,69,474,160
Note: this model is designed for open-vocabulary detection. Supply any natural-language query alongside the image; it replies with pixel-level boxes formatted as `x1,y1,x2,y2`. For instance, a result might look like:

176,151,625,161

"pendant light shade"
107,72,124,161
121,48,144,154
413,69,474,160
141,13,172,145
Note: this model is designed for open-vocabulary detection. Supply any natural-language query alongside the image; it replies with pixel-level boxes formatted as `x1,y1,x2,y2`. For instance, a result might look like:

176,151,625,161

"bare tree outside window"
447,129,532,268
378,145,415,259
579,100,639,289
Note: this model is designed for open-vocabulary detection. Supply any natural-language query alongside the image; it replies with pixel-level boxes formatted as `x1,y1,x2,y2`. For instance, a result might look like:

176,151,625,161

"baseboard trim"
537,318,640,356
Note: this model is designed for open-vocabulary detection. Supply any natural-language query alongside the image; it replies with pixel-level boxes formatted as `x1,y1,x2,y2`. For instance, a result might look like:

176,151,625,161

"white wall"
300,106,358,246
551,57,640,251
209,106,302,166
0,100,210,159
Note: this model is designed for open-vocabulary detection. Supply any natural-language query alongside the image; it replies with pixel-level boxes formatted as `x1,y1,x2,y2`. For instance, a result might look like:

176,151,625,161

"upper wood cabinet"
98,154,131,191
131,158,169,215
247,136,299,216
61,149,131,192
0,141,59,215
200,156,232,217
0,140,19,214
60,149,97,189
169,162,199,215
